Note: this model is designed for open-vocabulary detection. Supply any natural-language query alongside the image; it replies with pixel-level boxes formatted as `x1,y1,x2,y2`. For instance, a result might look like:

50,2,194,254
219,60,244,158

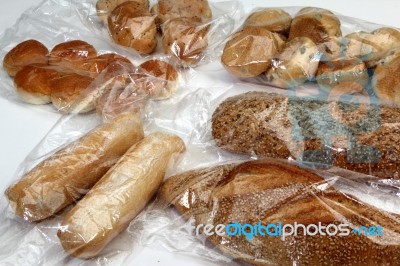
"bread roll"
212,91,400,178
372,55,400,104
346,28,400,68
50,73,95,113
162,17,210,65
289,7,342,45
160,160,400,266
137,59,179,99
265,37,319,89
96,0,149,25
108,1,157,54
3,39,49,76
243,8,292,36
221,27,284,79
5,113,144,222
316,59,369,91
58,132,186,258
151,0,212,26
13,64,64,105
49,40,97,67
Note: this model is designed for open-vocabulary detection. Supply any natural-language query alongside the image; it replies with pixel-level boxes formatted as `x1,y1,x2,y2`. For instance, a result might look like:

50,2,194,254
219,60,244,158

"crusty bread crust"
160,160,400,265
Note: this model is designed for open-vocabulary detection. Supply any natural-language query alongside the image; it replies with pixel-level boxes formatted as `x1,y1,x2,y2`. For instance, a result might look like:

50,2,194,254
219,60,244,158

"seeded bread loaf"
211,91,400,178
159,160,400,265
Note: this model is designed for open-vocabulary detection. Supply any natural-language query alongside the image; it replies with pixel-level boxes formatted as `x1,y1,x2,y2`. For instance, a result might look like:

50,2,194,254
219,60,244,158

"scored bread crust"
211,91,400,179
160,160,400,265
243,8,292,36
3,39,49,77
5,113,144,222
108,1,157,54
289,7,342,45
58,132,186,259
221,27,285,79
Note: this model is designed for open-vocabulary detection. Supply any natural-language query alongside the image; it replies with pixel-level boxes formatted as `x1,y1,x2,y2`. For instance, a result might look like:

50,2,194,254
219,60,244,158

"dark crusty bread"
211,91,400,178
289,7,342,45
108,1,157,54
159,160,400,265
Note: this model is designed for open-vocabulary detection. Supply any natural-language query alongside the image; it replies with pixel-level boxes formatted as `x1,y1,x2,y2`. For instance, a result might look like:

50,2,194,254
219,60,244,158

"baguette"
160,160,400,265
211,91,400,179
57,132,186,258
5,112,144,222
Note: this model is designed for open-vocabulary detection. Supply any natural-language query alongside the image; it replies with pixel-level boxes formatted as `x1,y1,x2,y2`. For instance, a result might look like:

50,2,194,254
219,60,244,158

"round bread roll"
49,40,97,67
96,0,149,25
108,1,157,54
372,55,400,104
316,59,369,91
150,0,212,26
96,83,146,118
50,74,95,113
138,59,179,99
265,37,319,89
289,7,342,45
243,8,292,36
14,64,64,105
162,17,211,65
3,39,49,77
221,27,285,79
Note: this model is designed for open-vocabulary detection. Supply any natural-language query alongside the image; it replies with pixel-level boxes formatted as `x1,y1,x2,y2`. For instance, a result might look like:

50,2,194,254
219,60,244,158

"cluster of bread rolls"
97,0,213,64
3,39,179,115
221,7,400,104
5,112,186,258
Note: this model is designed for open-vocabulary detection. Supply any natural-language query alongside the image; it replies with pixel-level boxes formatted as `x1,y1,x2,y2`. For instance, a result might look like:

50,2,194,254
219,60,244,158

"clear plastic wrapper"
73,0,244,66
2,3,400,266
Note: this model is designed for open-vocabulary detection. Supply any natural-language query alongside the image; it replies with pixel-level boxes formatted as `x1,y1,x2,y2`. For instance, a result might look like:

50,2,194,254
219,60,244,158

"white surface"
0,0,399,265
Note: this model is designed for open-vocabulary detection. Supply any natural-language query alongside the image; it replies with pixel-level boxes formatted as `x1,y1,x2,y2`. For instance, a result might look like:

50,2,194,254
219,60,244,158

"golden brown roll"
49,40,97,67
50,73,95,113
108,1,157,54
221,27,284,79
58,132,186,259
96,0,149,25
5,112,144,222
137,59,179,99
151,0,212,26
265,37,319,89
13,64,65,105
162,17,210,65
372,54,400,104
95,83,146,118
3,39,49,77
289,7,342,45
316,59,369,91
243,8,292,36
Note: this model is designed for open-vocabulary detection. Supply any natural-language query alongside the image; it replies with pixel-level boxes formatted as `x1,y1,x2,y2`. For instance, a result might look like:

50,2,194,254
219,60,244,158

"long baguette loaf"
57,132,185,259
5,112,144,222
159,160,400,265
211,91,400,179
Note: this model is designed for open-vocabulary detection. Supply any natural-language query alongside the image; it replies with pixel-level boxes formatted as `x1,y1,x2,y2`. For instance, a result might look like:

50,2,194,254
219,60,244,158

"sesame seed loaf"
159,160,400,265
211,91,400,179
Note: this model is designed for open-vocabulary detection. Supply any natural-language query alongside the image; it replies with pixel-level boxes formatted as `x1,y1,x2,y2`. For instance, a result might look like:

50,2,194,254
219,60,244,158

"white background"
0,0,399,265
